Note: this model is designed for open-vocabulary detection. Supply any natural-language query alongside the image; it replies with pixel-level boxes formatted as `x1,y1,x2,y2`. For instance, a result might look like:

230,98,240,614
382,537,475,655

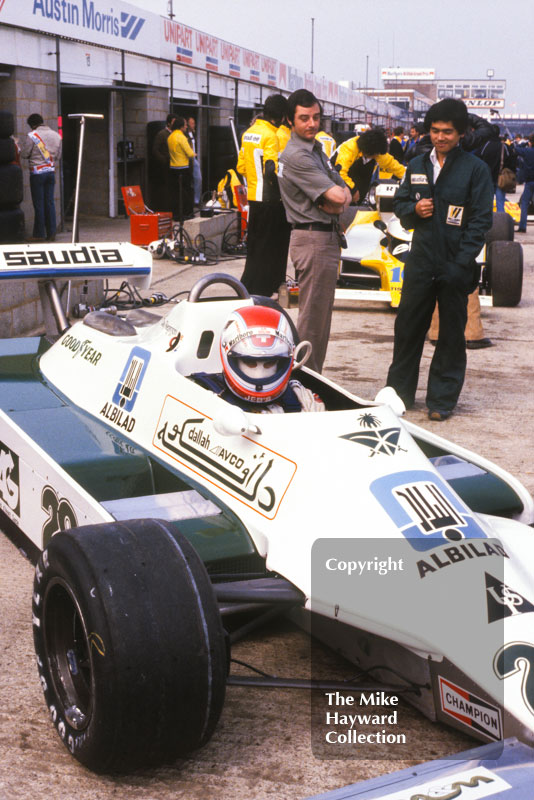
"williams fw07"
1,246,534,774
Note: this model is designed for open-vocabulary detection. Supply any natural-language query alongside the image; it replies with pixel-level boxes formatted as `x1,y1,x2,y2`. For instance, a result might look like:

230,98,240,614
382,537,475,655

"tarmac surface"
1,201,533,800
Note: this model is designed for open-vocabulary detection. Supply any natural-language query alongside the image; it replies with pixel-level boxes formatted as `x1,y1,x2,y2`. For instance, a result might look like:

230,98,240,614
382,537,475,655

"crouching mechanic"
332,127,405,203
192,305,324,413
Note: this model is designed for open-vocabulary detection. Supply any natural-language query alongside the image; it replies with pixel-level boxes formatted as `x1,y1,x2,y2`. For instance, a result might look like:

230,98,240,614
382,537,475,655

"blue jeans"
519,181,534,230
495,185,506,213
29,171,56,239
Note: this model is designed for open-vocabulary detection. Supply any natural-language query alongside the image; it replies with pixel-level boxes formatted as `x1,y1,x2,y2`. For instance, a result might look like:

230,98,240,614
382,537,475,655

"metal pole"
169,60,174,114
311,18,315,74
206,70,211,190
68,114,104,243
121,50,127,200
55,36,65,233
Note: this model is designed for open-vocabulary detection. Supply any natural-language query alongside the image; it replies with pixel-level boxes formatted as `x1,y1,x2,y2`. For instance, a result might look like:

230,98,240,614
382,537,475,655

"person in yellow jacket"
332,128,405,203
277,120,291,153
315,130,336,159
238,94,291,296
167,116,195,219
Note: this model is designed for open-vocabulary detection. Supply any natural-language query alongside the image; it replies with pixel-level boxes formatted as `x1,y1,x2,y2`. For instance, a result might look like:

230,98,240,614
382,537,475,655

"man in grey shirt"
279,89,351,372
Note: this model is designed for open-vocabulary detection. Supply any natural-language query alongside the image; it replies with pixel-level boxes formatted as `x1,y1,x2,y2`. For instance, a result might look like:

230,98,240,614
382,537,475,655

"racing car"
1,250,534,774
336,183,524,309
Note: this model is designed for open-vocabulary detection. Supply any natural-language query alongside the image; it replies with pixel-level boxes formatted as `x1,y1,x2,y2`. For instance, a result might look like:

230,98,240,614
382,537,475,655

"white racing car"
1,247,534,776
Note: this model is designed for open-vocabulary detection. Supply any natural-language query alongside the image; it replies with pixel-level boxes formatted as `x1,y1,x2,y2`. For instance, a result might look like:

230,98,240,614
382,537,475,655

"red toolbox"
121,185,173,246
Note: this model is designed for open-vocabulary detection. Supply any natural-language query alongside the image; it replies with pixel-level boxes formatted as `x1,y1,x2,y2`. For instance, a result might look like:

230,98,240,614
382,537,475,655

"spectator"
515,134,534,233
186,116,202,208
167,116,195,220
477,124,516,213
405,123,425,162
278,89,351,373
385,98,494,421
151,113,175,212
389,126,405,163
19,113,62,242
238,94,290,297
332,127,405,204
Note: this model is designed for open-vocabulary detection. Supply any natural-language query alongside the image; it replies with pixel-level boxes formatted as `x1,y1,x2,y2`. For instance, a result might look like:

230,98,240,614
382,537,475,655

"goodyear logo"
32,1,146,42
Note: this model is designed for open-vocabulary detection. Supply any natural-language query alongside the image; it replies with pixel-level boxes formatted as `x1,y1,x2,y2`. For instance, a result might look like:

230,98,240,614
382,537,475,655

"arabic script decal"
153,395,296,518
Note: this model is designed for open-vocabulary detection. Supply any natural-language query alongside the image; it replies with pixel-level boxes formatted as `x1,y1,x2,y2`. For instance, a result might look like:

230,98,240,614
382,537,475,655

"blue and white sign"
371,469,488,551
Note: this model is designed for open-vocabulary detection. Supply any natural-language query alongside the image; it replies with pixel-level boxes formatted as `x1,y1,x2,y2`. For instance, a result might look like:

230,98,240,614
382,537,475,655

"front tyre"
33,519,227,773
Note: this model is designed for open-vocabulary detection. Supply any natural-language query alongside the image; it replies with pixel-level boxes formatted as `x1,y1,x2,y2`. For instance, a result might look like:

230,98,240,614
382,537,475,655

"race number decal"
41,486,78,546
370,470,487,551
494,641,534,717
154,395,296,519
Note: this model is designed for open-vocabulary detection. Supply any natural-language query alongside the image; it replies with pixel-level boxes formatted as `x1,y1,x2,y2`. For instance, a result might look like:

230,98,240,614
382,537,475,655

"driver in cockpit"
192,304,324,413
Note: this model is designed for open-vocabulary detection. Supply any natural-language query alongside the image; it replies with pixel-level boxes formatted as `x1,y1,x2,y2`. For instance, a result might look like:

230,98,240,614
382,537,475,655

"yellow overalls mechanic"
237,95,291,296
277,123,291,153
236,118,280,203
333,133,405,202
315,130,337,159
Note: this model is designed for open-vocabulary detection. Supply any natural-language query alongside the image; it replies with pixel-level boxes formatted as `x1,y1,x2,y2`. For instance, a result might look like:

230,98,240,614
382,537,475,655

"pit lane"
1,214,532,800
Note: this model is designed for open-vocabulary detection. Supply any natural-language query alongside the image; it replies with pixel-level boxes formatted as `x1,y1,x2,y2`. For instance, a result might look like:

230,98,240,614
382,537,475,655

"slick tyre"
0,163,23,207
33,519,227,773
487,240,523,307
0,110,14,138
0,138,16,165
0,207,25,242
485,211,514,244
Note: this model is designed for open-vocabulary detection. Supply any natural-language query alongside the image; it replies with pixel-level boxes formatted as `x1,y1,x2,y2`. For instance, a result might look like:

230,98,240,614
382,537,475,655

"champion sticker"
411,173,428,184
439,676,502,741
370,470,487,551
446,204,464,225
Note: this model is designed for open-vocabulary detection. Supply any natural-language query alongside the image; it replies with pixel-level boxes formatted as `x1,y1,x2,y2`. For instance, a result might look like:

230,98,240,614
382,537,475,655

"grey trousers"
290,228,341,373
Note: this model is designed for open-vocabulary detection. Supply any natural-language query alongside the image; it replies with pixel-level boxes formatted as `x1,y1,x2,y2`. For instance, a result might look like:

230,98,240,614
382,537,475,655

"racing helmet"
220,305,295,403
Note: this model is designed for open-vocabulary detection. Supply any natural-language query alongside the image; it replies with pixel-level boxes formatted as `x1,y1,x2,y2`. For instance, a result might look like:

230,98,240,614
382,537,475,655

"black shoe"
428,410,452,421
517,228,527,233
466,338,493,349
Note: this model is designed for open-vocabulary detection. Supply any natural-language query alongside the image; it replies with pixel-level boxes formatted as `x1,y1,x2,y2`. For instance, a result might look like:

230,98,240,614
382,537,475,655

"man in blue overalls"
386,99,493,421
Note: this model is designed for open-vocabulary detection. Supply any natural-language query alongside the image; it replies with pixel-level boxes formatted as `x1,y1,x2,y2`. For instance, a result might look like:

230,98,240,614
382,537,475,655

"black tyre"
486,211,514,244
33,519,227,773
0,110,14,138
0,163,23,207
487,240,523,307
0,137,16,165
0,207,25,242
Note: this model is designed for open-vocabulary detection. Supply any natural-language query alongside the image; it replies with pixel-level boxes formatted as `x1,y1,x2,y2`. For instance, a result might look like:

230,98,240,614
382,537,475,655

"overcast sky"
128,0,532,116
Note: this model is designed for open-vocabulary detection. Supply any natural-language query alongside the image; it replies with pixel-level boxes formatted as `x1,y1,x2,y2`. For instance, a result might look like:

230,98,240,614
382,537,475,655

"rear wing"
0,242,152,335
0,242,151,287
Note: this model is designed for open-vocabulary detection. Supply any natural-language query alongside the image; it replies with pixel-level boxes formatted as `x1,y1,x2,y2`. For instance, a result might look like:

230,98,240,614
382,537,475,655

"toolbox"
121,185,173,246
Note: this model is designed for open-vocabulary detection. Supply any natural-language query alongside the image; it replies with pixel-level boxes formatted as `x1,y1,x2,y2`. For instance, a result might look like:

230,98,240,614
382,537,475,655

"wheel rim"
43,579,93,731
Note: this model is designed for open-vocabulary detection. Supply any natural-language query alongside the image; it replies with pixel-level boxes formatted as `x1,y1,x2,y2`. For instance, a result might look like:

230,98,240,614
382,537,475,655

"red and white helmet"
220,305,295,403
